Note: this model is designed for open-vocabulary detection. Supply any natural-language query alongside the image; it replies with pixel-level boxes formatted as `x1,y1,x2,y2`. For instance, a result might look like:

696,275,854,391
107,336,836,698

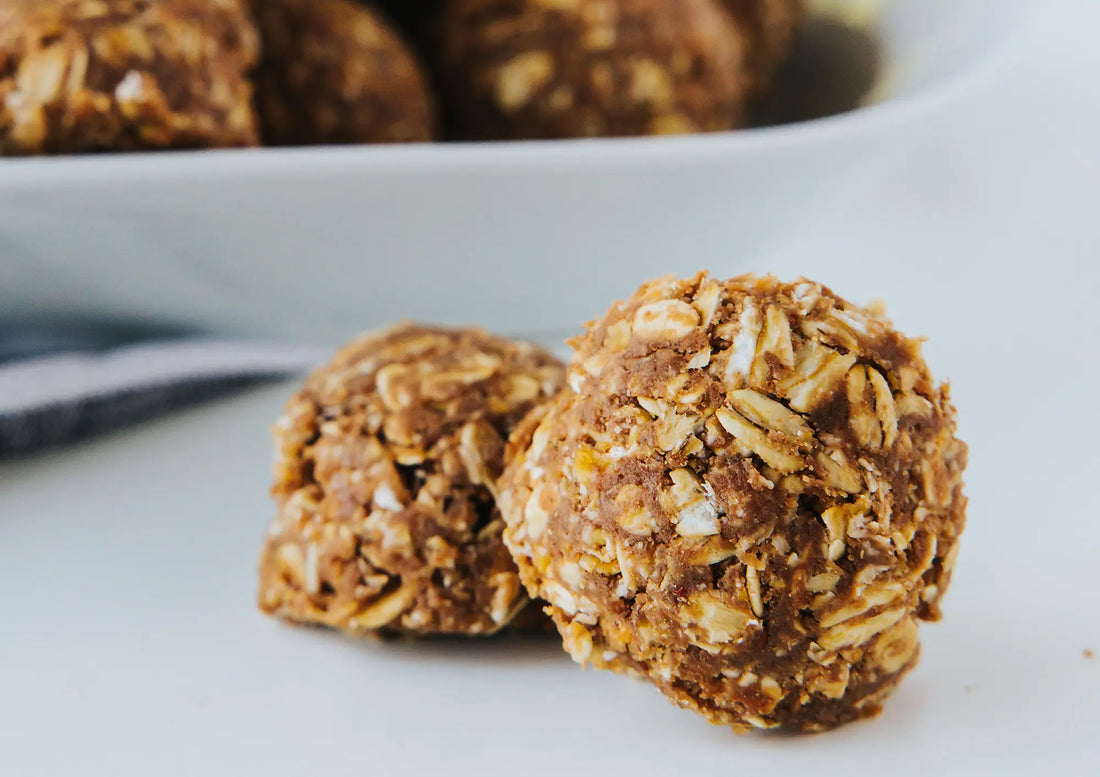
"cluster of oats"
0,0,805,151
436,0,751,140
250,0,435,146
0,0,259,153
258,324,565,637
499,274,967,731
0,0,432,153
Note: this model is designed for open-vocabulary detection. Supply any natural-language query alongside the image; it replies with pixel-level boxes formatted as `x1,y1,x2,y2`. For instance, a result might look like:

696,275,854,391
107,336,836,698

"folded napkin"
0,337,325,458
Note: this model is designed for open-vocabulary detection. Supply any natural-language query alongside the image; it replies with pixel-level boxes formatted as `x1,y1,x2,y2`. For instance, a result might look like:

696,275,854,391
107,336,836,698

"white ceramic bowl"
0,0,1025,343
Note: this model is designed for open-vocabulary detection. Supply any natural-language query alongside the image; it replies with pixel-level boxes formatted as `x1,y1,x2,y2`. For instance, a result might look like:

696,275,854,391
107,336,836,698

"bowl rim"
0,0,1027,187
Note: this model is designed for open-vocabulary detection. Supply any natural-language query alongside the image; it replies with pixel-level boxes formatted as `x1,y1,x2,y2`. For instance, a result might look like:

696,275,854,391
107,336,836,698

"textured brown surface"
721,0,802,98
500,274,968,731
435,0,748,140
251,0,435,145
0,0,259,154
259,324,565,637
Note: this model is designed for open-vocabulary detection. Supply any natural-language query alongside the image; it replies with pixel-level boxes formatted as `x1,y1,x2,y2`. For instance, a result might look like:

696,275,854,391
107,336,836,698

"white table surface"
3,3,1099,774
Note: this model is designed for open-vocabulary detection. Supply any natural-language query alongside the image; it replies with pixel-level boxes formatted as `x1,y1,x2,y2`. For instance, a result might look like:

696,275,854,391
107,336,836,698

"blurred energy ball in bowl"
0,0,1026,343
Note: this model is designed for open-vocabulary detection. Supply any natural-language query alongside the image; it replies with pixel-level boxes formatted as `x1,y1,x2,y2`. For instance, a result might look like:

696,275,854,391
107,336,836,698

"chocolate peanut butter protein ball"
435,0,748,140
250,0,435,145
500,274,967,731
0,0,259,153
259,324,565,637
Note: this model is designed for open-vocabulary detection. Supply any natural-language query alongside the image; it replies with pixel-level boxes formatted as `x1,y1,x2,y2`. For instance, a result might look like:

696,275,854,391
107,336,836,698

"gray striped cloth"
0,333,324,457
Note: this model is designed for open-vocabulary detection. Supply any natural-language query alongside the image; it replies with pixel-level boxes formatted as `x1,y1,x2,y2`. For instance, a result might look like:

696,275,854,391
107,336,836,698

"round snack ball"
258,324,565,636
436,0,748,140
251,0,435,145
721,0,802,98
0,0,259,154
500,274,968,731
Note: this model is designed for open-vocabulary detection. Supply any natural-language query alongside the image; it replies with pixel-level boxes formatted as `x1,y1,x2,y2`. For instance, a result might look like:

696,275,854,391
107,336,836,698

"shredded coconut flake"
833,308,871,335
114,70,145,102
727,301,761,378
676,499,721,536
373,484,403,511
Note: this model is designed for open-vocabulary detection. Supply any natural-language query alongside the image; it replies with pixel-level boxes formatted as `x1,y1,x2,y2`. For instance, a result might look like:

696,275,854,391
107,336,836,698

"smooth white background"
2,2,1099,774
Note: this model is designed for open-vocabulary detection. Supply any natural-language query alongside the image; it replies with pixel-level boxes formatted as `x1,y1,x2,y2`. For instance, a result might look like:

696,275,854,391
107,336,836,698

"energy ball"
250,0,435,145
721,0,802,98
0,0,259,154
500,274,968,731
436,0,748,140
258,324,565,637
